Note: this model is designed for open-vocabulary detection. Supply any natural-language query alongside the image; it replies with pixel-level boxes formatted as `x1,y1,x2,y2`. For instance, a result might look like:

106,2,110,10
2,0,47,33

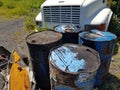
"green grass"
0,0,45,30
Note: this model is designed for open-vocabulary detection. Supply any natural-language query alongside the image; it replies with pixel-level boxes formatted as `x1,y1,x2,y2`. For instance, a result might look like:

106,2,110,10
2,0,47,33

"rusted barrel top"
79,30,117,41
49,44,100,74
26,30,62,45
54,24,80,33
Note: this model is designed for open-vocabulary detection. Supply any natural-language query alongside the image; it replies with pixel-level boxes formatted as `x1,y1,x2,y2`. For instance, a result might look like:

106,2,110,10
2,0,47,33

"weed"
5,0,15,9
0,1,3,7
35,26,47,32
24,17,36,31
0,0,45,30
108,14,120,36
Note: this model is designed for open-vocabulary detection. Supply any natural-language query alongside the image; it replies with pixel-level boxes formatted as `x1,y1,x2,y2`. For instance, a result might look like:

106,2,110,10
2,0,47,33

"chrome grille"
43,6,80,25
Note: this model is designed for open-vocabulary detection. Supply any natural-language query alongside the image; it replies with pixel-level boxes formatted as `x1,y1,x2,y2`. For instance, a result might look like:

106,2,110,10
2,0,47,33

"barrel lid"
26,30,62,45
49,44,100,74
54,24,80,33
79,29,117,41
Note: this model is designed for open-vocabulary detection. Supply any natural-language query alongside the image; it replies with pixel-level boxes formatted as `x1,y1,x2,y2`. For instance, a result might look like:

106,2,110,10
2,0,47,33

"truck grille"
43,6,80,25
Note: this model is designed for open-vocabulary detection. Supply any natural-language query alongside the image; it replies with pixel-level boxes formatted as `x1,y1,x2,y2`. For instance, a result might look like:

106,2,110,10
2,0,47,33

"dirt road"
0,18,30,55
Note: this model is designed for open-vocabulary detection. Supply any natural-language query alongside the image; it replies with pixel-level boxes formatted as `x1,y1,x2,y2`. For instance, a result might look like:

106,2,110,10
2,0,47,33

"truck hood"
41,0,85,7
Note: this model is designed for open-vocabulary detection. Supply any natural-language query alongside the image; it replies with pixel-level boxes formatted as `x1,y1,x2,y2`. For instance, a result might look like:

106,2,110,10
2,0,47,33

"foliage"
5,0,15,9
0,1,3,7
24,17,36,31
0,0,45,17
109,14,120,36
35,26,47,32
0,0,45,30
109,0,120,36
111,0,120,17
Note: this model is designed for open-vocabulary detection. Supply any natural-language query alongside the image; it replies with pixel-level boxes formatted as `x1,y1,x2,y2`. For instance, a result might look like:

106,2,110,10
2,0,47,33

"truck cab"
36,0,113,31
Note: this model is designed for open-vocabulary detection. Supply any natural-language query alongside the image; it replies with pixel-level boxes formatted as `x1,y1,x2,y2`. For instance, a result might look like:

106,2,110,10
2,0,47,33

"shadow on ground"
99,73,120,90
113,43,119,55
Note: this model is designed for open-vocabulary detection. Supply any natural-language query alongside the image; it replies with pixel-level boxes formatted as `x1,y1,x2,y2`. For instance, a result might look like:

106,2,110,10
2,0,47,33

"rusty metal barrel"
79,30,117,86
26,30,62,90
49,44,100,90
54,24,80,44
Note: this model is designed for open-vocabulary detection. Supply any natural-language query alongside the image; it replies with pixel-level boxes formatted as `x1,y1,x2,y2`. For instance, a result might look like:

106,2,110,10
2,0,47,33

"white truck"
35,0,112,31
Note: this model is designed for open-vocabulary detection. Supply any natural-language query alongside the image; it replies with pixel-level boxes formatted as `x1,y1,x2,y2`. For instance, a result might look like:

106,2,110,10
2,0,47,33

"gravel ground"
0,18,120,90
0,18,30,55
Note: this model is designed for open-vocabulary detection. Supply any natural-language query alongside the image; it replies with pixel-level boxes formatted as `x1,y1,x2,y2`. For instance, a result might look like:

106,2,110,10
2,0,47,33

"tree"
108,0,120,36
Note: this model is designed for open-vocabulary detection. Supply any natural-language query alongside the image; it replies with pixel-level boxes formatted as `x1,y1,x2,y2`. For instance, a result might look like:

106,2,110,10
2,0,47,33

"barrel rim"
53,24,81,33
79,31,117,42
25,30,62,45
